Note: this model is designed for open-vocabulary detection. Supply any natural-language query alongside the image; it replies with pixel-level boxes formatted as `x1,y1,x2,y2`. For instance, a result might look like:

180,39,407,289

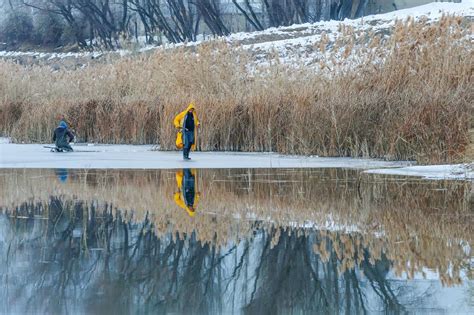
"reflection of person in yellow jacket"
174,169,200,217
174,103,200,160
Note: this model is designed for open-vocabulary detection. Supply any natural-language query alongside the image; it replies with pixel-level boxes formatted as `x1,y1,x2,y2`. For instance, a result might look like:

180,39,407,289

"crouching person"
53,120,74,152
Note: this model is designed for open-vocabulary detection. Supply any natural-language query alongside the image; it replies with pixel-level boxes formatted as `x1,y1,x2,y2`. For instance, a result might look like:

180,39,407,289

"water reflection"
0,169,472,314
174,169,200,217
55,168,69,183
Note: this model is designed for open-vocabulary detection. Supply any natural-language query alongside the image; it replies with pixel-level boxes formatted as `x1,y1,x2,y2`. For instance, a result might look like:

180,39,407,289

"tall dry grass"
0,15,472,162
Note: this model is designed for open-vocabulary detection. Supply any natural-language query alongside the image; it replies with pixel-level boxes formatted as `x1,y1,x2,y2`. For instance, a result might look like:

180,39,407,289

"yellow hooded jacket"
173,103,200,151
174,169,200,217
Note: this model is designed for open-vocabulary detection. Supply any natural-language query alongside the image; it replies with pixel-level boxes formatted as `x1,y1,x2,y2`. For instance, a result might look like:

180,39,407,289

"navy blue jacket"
53,127,74,148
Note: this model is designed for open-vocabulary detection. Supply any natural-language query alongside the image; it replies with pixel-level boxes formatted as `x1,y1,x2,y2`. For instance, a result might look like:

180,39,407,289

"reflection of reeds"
0,168,471,285
0,16,471,162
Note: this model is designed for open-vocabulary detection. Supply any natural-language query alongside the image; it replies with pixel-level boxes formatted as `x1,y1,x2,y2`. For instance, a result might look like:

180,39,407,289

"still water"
0,168,472,314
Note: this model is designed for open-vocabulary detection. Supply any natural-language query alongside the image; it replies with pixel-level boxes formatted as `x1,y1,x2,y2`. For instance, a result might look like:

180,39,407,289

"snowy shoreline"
1,141,472,180
0,2,472,73
365,163,474,180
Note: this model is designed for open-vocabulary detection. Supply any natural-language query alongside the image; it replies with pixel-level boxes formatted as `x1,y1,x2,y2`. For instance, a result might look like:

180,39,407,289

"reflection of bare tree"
243,228,409,314
0,200,455,314
360,250,403,313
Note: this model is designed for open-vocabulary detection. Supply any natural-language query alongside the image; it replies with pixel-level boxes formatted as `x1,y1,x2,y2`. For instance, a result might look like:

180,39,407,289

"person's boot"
183,148,191,160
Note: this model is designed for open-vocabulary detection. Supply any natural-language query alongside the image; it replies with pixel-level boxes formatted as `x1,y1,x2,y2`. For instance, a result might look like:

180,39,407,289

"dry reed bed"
0,15,472,162
0,168,471,285
0,16,474,162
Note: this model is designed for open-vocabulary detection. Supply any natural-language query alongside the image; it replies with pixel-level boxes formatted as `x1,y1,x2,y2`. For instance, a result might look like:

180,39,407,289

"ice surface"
1,141,472,180
1,142,472,180
365,163,474,180
0,142,409,170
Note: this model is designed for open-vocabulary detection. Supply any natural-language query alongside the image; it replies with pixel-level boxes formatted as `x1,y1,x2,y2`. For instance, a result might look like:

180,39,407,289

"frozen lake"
1,141,473,180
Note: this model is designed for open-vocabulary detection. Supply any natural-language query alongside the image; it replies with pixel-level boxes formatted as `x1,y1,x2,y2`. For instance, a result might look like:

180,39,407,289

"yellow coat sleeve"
175,170,183,189
174,192,186,210
173,110,186,129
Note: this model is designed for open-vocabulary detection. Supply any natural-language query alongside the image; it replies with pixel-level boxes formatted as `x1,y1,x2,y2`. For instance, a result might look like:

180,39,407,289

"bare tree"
72,0,128,48
22,0,88,48
330,0,369,20
354,0,368,18
263,0,296,27
193,0,229,36
15,0,370,49
231,0,264,31
22,0,132,49
231,0,368,30
167,0,200,41
128,0,192,44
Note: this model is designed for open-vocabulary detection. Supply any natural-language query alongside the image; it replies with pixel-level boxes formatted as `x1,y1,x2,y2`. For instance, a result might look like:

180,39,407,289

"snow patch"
365,163,474,180
0,1,471,73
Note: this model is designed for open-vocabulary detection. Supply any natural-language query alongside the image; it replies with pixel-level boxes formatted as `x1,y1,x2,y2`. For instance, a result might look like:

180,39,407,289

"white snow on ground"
0,50,104,60
1,2,471,70
365,164,474,180
0,142,409,170
236,1,473,73
224,1,474,43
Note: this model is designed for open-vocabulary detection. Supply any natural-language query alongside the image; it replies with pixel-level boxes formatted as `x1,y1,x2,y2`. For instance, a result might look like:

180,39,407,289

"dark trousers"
183,169,195,206
183,130,194,158
58,144,73,152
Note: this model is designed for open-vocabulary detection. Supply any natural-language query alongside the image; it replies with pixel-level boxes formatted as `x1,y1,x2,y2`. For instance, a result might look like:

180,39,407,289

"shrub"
0,11,34,45
34,11,64,46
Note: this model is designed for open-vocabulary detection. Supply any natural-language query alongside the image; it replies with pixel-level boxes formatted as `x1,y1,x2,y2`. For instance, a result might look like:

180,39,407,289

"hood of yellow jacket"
187,103,196,112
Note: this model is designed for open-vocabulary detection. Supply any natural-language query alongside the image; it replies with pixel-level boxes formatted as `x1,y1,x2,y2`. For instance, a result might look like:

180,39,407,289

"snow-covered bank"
0,142,409,170
365,164,474,180
1,1,471,71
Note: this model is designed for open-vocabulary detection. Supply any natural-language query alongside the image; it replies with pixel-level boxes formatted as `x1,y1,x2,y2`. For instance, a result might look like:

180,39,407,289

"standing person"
52,120,74,152
174,103,199,160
